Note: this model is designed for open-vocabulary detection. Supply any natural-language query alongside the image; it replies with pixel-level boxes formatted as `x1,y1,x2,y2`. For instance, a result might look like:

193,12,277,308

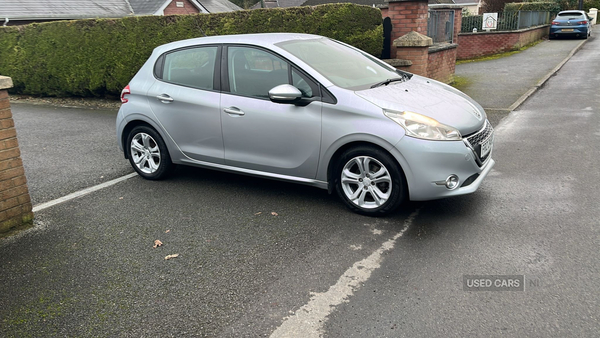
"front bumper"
392,134,495,201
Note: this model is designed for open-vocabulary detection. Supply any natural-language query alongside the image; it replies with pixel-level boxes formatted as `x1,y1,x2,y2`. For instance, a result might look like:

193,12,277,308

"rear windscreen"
558,12,584,17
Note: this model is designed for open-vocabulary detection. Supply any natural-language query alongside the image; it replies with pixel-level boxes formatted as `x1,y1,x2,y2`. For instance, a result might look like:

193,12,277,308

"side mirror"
268,84,303,104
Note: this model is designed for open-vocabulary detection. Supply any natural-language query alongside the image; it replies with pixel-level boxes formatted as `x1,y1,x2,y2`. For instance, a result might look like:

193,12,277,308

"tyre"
126,126,173,180
334,146,406,216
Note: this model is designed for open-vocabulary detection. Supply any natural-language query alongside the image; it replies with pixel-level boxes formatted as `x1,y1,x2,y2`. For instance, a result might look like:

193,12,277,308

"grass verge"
456,39,545,65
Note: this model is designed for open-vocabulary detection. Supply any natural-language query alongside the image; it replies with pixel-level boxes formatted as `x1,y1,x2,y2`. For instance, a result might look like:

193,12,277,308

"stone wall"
0,76,33,234
457,25,550,60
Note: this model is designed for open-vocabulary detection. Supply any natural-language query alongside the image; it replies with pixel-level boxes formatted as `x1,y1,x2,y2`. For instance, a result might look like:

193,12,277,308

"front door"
220,46,322,178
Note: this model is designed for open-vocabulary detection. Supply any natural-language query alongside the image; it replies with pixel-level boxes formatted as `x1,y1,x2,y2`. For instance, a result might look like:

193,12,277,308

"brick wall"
457,25,550,60
387,0,429,58
427,45,458,83
385,2,461,84
163,0,201,15
381,7,389,18
0,76,33,234
396,45,430,76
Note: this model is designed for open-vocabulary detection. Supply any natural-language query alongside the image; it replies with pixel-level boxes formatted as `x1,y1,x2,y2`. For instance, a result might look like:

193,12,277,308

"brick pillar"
0,76,33,234
393,31,432,77
453,8,462,44
386,0,429,58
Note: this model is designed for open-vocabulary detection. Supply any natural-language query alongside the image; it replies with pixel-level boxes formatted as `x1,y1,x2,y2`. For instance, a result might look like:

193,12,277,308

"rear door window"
160,46,218,90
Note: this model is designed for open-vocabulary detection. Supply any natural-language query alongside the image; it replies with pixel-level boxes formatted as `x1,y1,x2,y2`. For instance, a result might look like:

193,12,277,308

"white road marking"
270,208,421,338
371,229,383,235
32,172,138,213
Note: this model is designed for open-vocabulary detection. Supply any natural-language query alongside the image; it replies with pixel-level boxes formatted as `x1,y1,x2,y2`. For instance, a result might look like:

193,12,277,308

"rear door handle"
156,94,174,103
224,107,245,116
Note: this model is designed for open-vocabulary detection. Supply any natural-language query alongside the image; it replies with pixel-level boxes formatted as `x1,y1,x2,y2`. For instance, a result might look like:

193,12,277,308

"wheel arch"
121,118,166,160
326,141,409,199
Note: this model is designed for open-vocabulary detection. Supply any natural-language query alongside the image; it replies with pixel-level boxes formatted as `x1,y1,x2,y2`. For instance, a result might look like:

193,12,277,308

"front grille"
464,120,494,166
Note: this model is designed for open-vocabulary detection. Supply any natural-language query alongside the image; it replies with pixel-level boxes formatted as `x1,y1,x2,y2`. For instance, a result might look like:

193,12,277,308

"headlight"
384,110,462,141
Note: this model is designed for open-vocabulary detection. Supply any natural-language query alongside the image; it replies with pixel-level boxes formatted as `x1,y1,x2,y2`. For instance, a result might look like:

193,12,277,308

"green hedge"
0,4,383,97
504,2,561,12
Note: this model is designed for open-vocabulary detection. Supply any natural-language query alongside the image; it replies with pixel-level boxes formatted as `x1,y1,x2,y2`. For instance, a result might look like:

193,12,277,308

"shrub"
504,2,562,12
0,4,383,97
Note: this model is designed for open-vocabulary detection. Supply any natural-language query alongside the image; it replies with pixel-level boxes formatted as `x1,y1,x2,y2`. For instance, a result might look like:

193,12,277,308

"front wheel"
126,126,173,180
334,146,406,216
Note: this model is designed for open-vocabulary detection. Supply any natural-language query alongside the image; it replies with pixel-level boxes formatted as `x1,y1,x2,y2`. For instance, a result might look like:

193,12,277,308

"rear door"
147,45,224,163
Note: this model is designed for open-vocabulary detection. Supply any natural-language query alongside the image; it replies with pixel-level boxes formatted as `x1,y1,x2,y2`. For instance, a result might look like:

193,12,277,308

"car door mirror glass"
269,84,303,104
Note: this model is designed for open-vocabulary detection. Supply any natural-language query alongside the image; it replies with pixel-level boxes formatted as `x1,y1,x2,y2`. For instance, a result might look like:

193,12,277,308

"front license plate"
562,29,574,32
480,134,493,158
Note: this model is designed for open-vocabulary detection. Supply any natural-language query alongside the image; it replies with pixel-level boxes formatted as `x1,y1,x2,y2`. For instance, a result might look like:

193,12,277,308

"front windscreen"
276,38,400,90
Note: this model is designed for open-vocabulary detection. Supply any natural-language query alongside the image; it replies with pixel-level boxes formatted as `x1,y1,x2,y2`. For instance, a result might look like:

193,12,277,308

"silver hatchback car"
117,33,494,215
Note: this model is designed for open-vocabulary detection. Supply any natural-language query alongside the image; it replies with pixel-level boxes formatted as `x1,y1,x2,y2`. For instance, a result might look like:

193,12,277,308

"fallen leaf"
165,230,170,233
153,240,163,248
165,254,179,260
254,212,262,215
271,212,278,216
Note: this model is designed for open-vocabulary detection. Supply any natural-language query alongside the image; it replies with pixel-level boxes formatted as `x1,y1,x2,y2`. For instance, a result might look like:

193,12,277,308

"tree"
482,0,515,12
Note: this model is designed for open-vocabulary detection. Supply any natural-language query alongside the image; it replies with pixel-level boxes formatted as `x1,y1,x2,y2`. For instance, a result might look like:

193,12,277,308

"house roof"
130,0,241,15
428,0,455,4
251,0,310,10
128,0,165,14
200,0,242,13
1,0,241,22
301,0,385,8
0,0,132,20
453,0,478,4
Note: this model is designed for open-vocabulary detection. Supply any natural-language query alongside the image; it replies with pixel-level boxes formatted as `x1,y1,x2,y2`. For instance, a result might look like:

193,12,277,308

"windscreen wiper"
370,77,405,89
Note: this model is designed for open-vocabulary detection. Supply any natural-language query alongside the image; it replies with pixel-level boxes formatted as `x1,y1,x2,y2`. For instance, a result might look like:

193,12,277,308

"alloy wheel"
130,132,161,174
340,156,392,209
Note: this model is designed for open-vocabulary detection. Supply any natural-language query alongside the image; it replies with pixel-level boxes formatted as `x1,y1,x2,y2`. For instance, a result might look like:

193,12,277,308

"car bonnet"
355,76,487,136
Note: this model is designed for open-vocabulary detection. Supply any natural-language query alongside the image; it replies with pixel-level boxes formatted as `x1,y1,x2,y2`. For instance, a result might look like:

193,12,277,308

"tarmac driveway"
11,104,132,205
3,102,422,337
3,36,597,337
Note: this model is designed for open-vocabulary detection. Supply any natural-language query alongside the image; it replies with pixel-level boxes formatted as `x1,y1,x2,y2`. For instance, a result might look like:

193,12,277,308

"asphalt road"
324,36,600,337
1,36,599,337
10,104,132,205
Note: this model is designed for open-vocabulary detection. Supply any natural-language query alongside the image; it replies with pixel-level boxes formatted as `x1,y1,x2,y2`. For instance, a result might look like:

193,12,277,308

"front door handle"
224,107,245,116
156,94,174,103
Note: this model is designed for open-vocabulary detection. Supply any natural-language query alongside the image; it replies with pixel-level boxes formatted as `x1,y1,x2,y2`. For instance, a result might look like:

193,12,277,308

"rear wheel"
126,126,173,180
334,146,406,216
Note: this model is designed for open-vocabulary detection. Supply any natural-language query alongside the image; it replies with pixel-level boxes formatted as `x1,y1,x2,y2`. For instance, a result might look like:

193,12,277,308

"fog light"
445,175,459,190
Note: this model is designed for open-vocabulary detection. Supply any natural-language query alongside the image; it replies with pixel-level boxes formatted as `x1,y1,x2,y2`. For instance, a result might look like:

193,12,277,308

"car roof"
154,33,324,54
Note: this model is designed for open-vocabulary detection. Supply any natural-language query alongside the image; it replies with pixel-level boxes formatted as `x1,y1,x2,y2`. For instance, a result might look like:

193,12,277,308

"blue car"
550,10,592,39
